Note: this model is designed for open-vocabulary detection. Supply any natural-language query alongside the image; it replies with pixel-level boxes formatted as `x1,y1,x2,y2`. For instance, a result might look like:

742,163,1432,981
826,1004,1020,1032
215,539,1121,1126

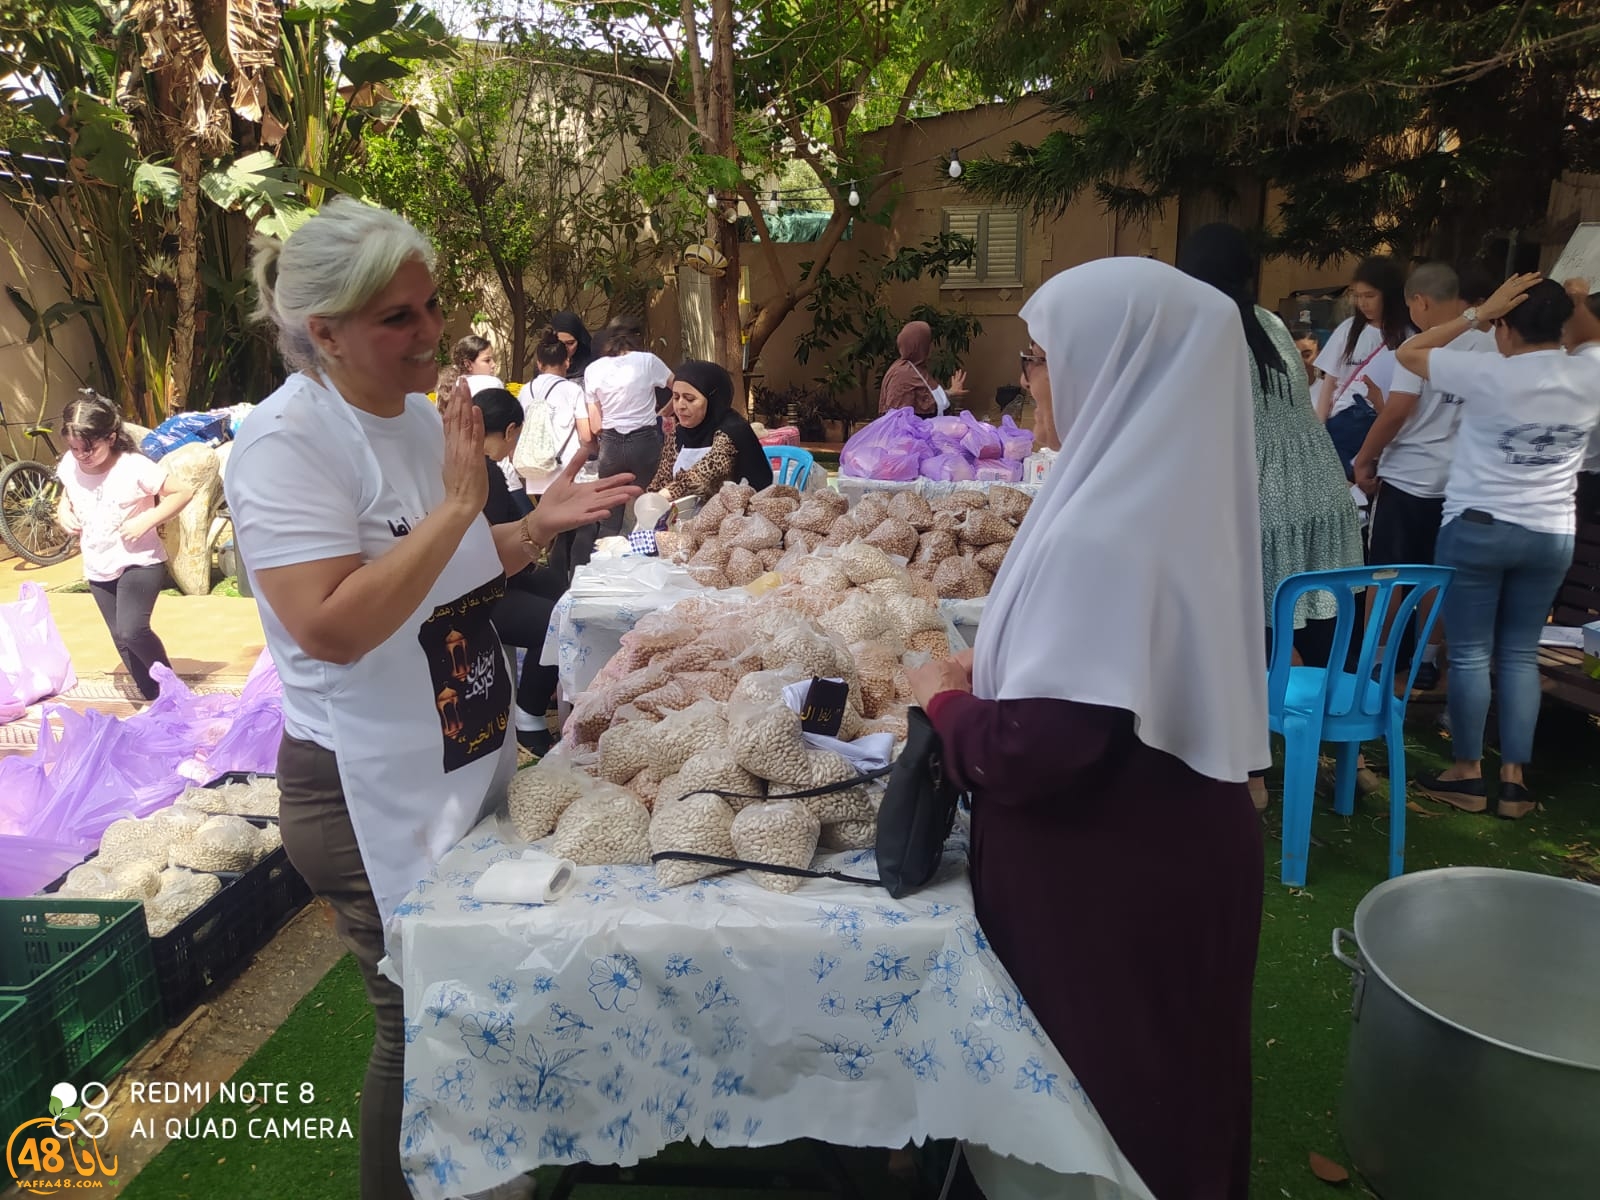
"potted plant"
790,387,835,442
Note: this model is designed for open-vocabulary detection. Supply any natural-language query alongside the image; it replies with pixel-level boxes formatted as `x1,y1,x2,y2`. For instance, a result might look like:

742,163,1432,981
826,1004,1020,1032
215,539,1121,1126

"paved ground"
2,552,266,757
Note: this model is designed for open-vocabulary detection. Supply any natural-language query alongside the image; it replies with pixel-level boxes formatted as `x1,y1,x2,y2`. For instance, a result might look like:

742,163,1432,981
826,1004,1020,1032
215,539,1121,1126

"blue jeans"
1435,515,1574,764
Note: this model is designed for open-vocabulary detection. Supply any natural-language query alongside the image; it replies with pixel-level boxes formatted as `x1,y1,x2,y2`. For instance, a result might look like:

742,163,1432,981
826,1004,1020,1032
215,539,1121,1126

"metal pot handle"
1331,927,1362,973
1332,927,1367,1020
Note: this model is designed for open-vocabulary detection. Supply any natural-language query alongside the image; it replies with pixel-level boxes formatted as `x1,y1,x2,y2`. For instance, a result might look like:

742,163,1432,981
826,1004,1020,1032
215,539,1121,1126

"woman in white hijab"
907,257,1269,1200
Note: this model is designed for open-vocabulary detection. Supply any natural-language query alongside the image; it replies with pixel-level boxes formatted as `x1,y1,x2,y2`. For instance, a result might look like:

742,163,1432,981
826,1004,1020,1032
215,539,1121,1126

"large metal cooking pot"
1332,867,1600,1199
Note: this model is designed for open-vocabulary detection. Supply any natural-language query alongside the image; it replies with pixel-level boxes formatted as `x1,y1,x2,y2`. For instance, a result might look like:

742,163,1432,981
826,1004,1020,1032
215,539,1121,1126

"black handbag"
651,706,962,898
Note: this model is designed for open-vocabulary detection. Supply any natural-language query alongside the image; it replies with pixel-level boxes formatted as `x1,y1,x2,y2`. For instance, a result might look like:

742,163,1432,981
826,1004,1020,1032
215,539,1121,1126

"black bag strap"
649,849,880,887
664,764,891,810
655,765,894,889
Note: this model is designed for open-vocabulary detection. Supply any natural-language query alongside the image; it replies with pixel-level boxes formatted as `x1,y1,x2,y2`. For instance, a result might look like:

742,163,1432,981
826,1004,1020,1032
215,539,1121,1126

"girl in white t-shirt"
1315,256,1415,477
517,328,591,490
516,328,593,579
577,317,673,550
1397,276,1600,819
54,392,194,699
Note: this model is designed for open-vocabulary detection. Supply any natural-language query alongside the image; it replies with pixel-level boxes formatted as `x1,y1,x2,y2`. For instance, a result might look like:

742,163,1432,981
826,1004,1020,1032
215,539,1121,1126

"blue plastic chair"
1268,565,1454,887
766,446,815,490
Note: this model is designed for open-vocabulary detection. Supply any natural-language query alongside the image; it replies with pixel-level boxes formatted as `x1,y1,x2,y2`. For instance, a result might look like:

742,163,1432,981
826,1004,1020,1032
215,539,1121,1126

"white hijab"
973,257,1270,783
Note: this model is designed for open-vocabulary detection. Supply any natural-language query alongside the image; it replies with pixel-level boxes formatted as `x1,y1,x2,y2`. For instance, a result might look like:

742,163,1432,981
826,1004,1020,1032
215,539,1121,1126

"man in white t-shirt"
1352,263,1495,684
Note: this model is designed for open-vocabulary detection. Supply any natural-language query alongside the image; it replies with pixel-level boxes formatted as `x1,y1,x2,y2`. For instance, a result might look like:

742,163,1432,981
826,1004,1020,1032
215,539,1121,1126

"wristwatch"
1462,307,1481,329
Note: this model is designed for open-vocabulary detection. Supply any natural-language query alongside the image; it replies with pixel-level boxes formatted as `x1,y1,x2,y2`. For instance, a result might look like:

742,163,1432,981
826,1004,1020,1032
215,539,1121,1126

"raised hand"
528,449,642,540
1479,272,1543,322
440,386,488,517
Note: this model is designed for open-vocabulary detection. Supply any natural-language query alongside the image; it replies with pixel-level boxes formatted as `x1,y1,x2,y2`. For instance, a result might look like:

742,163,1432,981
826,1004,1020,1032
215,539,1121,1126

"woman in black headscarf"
549,311,594,379
1178,223,1363,811
647,360,774,501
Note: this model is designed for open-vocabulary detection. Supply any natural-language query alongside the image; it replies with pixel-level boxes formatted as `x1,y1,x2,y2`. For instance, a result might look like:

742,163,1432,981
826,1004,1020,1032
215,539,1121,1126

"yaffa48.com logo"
6,1081,117,1192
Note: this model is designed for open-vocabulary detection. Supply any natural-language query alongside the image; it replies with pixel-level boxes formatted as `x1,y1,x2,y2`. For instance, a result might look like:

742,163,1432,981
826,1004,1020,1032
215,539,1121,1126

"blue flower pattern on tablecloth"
896,1040,944,1082
588,955,642,1012
395,819,1111,1200
460,1012,516,1064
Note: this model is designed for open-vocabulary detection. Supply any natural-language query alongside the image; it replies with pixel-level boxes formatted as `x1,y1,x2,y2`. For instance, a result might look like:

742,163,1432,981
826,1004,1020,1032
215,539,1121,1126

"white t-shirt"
521,375,586,466
1431,347,1600,535
1380,327,1497,498
1315,318,1388,418
56,451,168,582
583,352,672,435
224,373,448,747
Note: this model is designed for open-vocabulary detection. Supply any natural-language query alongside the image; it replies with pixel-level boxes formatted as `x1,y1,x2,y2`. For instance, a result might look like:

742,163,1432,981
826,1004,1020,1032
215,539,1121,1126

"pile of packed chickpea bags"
505,479,1032,891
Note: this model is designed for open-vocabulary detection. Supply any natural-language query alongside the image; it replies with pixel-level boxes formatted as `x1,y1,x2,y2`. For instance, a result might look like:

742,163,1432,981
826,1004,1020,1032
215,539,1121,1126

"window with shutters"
940,208,1025,287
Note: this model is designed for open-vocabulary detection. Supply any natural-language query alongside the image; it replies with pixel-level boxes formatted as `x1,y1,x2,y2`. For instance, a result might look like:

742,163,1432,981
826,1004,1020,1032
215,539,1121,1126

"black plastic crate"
38,799,310,1026
151,843,302,1025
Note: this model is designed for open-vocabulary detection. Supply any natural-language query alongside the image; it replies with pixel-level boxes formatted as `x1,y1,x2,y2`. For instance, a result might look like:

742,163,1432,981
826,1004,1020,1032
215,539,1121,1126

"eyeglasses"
1019,351,1047,379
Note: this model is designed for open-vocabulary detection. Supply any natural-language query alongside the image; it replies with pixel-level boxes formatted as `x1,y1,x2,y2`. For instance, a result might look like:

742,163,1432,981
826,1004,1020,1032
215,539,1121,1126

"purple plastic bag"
0,582,76,723
0,655,286,895
959,411,1003,460
998,414,1034,461
973,458,1024,483
0,833,89,898
194,652,284,782
926,415,967,441
921,452,977,482
841,409,930,481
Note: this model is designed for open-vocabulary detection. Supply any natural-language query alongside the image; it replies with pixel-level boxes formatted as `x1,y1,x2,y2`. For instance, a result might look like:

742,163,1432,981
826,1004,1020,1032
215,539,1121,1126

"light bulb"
948,148,963,179
706,190,718,210
847,182,860,207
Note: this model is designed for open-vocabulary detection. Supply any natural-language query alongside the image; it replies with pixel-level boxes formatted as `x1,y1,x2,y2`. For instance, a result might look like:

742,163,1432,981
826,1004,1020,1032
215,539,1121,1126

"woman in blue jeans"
1396,274,1600,818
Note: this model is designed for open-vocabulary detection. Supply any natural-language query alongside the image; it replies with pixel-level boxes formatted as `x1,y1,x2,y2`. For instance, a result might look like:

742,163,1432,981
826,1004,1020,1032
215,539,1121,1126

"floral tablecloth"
390,818,1150,1200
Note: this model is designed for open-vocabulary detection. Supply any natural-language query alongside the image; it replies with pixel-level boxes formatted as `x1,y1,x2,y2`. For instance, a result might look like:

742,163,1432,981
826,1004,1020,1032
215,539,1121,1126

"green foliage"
793,232,982,421
952,0,1600,262
0,0,449,420
353,45,661,377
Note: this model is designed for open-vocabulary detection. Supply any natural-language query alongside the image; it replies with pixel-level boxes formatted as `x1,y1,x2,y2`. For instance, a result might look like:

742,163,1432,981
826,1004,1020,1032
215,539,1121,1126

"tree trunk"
706,0,744,392
167,137,201,415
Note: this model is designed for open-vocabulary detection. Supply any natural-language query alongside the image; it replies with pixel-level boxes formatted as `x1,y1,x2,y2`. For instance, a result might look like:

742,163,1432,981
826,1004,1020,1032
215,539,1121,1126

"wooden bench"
1541,508,1600,714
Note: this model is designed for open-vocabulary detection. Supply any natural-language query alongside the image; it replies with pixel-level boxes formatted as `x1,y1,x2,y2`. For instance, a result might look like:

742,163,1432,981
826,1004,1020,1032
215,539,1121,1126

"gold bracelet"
520,515,549,564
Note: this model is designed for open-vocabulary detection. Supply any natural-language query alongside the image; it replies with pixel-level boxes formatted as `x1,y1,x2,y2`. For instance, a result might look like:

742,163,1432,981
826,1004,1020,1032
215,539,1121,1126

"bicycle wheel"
0,459,77,565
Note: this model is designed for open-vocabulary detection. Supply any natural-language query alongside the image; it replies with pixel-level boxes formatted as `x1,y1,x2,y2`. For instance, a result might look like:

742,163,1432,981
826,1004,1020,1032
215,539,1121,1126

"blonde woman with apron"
226,198,640,1200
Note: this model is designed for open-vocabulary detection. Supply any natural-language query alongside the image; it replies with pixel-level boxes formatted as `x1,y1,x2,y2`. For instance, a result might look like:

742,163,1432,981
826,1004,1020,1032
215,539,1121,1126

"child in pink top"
55,393,194,699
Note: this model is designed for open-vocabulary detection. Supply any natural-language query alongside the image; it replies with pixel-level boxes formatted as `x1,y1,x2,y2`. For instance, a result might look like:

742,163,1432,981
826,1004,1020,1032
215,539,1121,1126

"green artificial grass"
123,706,1599,1199
1249,702,1598,1197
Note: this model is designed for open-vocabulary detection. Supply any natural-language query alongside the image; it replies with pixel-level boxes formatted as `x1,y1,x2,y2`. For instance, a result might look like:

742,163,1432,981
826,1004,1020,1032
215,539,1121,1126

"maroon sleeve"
925,691,1129,806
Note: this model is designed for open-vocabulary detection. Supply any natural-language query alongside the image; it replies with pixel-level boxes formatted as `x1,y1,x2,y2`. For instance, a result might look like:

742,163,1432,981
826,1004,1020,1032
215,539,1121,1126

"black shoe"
1412,662,1440,691
1495,782,1539,821
1414,771,1487,813
517,728,555,757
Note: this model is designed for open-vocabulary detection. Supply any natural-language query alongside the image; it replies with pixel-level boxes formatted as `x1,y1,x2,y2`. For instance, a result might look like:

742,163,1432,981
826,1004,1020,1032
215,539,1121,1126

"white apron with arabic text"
320,394,517,927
